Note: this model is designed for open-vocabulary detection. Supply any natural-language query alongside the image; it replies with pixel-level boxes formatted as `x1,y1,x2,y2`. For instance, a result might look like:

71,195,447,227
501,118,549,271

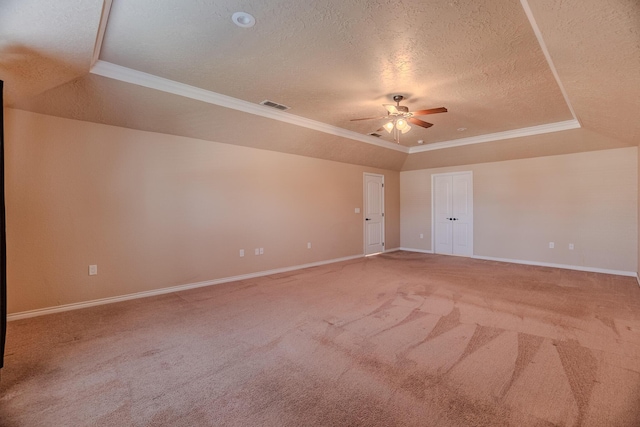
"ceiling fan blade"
408,117,434,129
411,107,448,116
383,104,399,114
350,116,387,121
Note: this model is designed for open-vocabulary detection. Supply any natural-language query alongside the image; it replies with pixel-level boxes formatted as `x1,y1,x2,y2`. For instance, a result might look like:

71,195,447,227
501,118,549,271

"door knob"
365,218,371,221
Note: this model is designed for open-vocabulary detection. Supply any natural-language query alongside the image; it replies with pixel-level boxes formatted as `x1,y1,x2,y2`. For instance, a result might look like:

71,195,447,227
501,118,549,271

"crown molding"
90,60,409,154
90,61,580,156
88,1,580,157
91,0,113,68
520,0,579,123
408,120,581,153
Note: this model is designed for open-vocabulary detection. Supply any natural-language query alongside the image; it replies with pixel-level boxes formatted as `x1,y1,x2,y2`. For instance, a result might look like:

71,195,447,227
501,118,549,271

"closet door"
433,172,473,256
434,175,454,254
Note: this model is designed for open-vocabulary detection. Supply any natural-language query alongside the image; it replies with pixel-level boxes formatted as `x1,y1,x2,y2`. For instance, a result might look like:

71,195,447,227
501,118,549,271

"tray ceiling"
2,0,639,169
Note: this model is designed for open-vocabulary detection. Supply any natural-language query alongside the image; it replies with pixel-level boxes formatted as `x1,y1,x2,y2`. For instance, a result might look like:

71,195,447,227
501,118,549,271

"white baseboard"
399,247,434,254
471,255,636,277
8,253,364,321
10,251,635,321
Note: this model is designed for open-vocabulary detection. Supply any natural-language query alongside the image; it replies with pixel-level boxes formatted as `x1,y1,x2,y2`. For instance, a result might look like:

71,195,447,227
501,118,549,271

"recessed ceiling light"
232,12,255,28
417,140,424,144
457,127,467,132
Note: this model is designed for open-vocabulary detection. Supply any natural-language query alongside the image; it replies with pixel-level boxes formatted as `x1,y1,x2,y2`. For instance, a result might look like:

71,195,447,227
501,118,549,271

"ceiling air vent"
368,132,383,138
260,100,291,111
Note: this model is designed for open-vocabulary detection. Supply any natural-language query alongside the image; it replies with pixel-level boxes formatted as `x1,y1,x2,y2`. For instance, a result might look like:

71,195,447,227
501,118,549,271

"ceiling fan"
351,95,447,143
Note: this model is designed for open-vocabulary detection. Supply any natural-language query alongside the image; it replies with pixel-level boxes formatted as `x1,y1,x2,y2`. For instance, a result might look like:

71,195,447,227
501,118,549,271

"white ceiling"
2,0,639,170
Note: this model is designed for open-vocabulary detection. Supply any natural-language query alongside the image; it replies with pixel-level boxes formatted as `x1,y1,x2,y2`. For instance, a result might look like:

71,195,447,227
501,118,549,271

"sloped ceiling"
0,0,104,105
526,0,640,146
2,0,639,171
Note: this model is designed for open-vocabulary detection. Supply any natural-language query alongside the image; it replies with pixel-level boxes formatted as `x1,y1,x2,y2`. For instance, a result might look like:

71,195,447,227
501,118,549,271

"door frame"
431,171,473,256
363,172,385,256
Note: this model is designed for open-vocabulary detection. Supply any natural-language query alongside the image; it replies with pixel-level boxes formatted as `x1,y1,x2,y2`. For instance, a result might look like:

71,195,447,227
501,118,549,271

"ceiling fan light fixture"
384,104,398,115
232,12,256,28
350,95,448,143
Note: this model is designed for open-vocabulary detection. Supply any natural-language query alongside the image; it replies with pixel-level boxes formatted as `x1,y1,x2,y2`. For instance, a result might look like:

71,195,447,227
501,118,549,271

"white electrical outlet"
420,233,424,239
89,265,98,276
355,208,360,214
307,242,311,249
239,249,244,257
569,243,574,250
259,248,264,255
549,242,555,249
255,248,260,255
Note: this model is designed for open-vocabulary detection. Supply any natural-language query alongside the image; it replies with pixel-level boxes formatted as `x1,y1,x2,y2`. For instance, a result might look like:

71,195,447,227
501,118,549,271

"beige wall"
401,147,638,272
5,109,400,314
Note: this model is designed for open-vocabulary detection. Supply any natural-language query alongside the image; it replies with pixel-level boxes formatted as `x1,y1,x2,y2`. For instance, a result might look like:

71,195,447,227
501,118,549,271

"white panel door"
433,172,473,256
364,173,385,255
451,173,473,256
434,175,453,254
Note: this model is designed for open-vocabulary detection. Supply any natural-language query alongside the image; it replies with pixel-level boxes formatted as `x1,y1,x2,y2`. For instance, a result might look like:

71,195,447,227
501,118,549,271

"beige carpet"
2,252,640,426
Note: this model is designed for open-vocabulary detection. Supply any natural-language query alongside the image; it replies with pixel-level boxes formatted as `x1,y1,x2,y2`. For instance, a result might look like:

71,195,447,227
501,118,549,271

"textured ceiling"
526,0,640,146
99,0,572,146
15,74,408,171
402,127,633,171
0,0,103,105
2,0,639,170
